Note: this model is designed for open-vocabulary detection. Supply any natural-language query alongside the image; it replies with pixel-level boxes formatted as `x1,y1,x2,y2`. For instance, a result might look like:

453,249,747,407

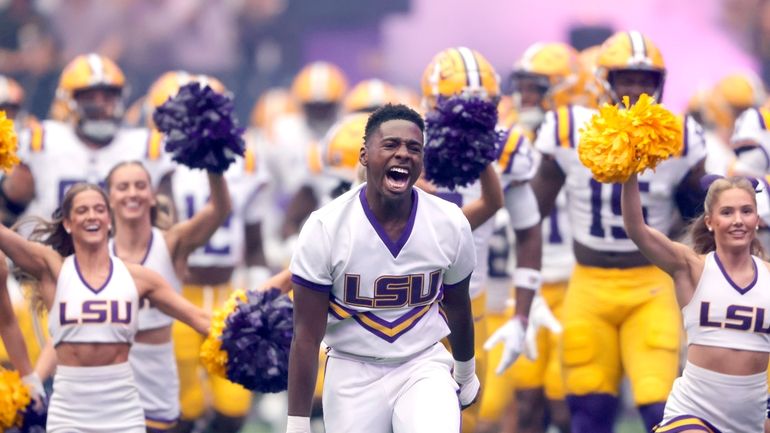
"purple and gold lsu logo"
59,300,133,325
344,271,442,309
700,301,770,332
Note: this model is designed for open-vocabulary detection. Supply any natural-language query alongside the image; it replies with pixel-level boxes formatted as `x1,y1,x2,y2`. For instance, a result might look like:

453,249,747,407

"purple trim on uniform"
756,108,767,130
112,231,154,265
358,188,418,258
291,274,332,293
553,109,560,147
567,105,575,149
329,296,358,316
503,134,524,174
443,273,472,290
329,296,434,343
146,415,180,424
713,252,758,295
74,256,114,295
655,414,722,433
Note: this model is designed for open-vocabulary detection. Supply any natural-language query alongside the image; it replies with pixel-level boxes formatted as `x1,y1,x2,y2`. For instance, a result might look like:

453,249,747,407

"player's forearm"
442,276,474,362
0,320,33,375
621,174,647,242
206,172,232,224
287,337,320,416
513,224,541,319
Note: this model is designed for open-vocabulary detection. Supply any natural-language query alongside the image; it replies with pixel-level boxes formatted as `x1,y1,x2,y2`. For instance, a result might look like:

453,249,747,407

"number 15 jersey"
534,105,706,253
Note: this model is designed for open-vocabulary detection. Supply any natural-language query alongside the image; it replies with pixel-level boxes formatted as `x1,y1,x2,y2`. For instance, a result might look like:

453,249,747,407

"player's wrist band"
513,267,542,292
453,357,476,383
286,416,312,433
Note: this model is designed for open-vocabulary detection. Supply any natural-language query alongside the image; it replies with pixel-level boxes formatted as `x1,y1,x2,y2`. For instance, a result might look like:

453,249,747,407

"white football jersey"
730,108,770,176
172,146,269,268
431,128,537,299
109,227,181,331
535,105,706,253
684,252,770,353
49,255,139,346
290,184,476,359
17,121,173,221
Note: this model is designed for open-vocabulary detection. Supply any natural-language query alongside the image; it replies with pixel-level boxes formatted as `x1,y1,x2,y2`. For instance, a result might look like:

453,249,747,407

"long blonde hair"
687,176,766,258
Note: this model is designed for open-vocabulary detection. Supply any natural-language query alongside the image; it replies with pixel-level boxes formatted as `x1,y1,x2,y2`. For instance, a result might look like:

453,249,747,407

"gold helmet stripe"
368,80,386,105
86,53,106,86
457,46,481,90
627,31,647,65
310,63,330,101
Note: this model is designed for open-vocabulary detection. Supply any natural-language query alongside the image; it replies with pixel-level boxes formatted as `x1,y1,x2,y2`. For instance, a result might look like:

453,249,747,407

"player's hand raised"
523,295,562,361
483,315,527,375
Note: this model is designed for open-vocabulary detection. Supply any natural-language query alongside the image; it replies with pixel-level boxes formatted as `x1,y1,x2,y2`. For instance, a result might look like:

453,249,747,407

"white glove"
483,315,527,375
286,415,312,433
523,295,562,361
22,372,46,410
453,358,481,409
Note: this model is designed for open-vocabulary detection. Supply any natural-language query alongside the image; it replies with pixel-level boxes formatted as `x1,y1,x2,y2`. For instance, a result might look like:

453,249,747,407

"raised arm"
462,164,504,230
0,224,60,283
621,174,692,276
167,172,231,259
131,264,210,335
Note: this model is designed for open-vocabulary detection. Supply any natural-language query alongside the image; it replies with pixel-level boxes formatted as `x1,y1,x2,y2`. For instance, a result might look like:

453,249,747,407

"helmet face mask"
72,86,124,144
595,31,666,105
607,69,664,105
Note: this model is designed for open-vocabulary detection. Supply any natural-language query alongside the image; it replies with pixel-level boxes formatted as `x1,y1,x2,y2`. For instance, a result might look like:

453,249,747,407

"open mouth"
123,199,141,211
84,223,101,233
385,166,410,193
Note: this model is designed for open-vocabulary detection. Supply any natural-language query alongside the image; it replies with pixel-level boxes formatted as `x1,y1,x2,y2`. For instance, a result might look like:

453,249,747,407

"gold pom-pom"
578,93,683,183
0,111,19,173
200,289,248,378
0,368,31,430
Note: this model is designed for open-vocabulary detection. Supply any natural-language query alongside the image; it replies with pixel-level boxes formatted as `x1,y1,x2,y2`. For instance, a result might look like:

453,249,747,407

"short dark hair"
363,103,424,146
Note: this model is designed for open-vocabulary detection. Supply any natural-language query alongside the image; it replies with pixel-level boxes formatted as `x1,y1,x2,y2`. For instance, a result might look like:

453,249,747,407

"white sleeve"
15,126,32,162
682,115,707,168
533,110,558,156
498,128,538,186
443,212,476,286
731,108,767,147
733,147,770,177
288,212,333,291
504,182,540,230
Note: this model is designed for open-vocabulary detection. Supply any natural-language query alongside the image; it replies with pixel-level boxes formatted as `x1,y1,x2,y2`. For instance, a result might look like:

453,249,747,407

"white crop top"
49,255,139,346
110,228,181,331
684,252,770,353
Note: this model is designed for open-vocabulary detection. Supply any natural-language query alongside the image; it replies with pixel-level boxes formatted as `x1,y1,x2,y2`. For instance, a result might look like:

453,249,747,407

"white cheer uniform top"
684,252,770,352
49,255,139,346
290,184,476,359
109,227,181,331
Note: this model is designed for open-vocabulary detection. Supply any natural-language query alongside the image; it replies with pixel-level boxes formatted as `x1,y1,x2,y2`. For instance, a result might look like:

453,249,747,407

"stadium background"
0,0,766,432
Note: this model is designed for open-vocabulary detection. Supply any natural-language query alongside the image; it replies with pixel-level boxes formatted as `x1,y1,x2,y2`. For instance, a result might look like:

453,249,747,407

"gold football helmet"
595,31,666,103
421,47,500,109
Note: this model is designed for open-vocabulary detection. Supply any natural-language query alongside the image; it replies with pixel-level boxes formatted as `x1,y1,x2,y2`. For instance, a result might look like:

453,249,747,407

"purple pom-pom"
424,95,503,190
221,288,293,392
152,82,245,174
19,396,47,433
